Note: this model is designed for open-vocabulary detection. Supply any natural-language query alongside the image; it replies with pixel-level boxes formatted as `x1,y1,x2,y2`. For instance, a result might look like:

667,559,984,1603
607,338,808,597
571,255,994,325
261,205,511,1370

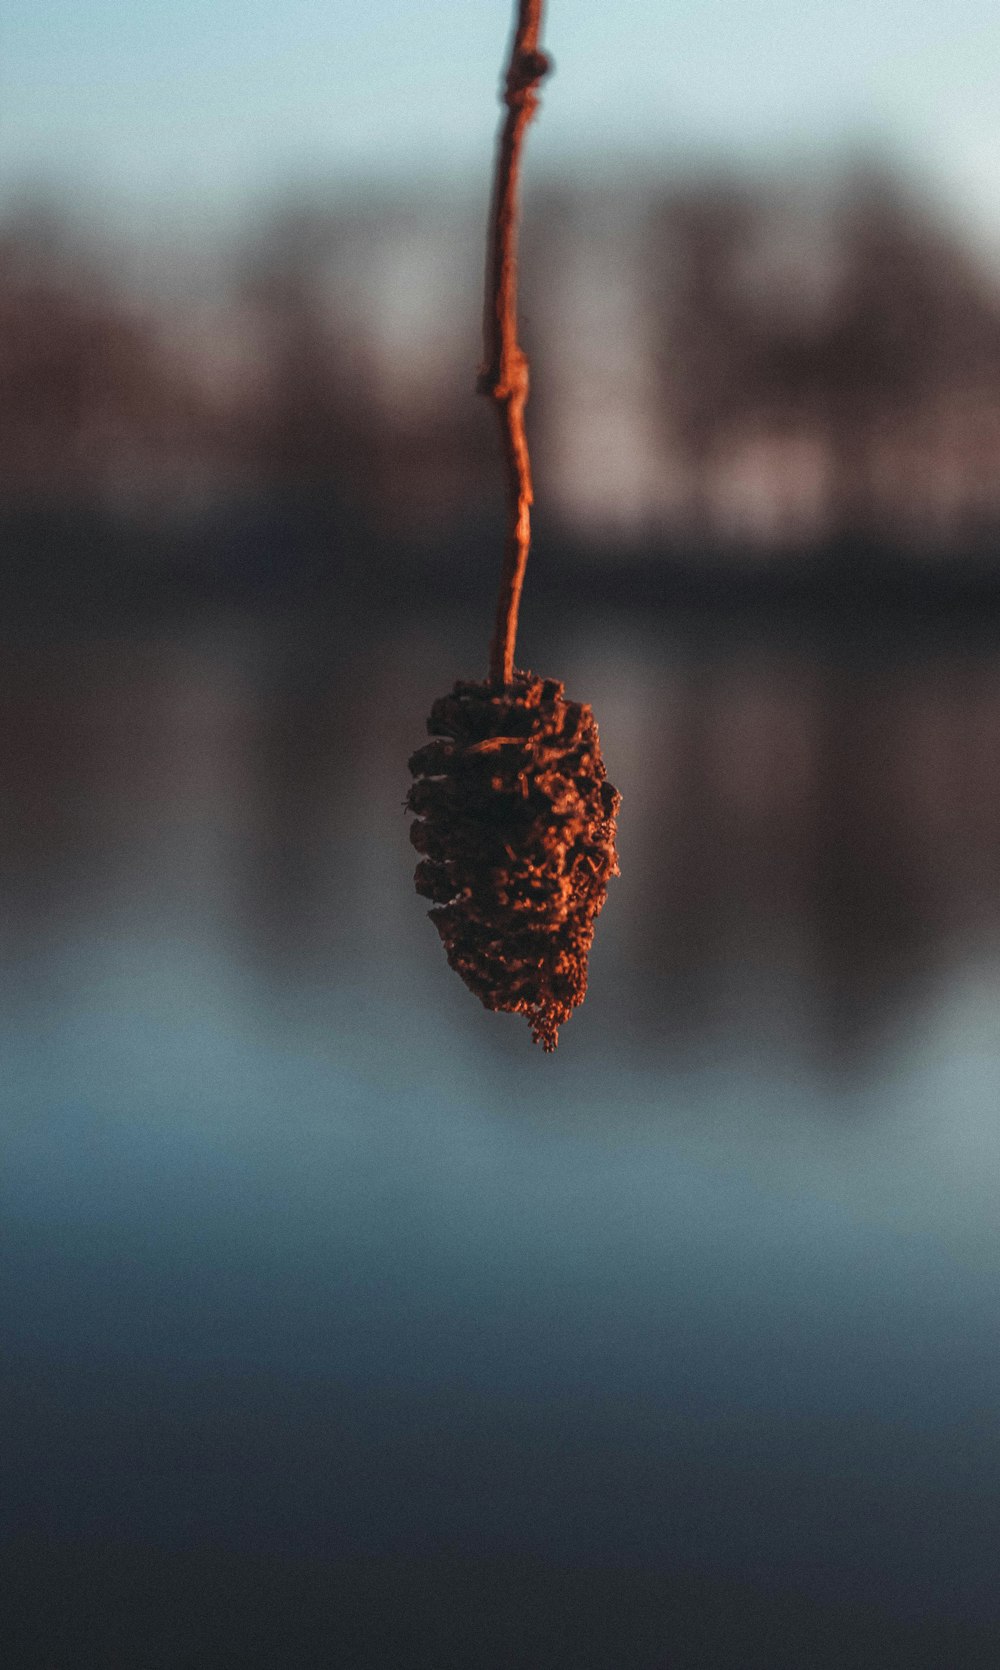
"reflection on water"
6,600,1000,1064
3,596,1000,1666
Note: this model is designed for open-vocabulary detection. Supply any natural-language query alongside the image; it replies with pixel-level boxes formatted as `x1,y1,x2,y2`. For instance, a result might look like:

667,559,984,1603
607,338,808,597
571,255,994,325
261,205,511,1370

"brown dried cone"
407,670,620,1050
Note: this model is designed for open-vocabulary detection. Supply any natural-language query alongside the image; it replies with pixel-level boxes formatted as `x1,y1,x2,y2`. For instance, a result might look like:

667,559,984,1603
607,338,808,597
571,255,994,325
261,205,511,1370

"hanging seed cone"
406,670,620,1050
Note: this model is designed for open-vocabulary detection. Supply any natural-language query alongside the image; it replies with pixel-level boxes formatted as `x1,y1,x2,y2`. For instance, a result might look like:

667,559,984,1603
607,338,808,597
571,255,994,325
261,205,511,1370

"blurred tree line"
652,167,1000,548
4,164,1000,557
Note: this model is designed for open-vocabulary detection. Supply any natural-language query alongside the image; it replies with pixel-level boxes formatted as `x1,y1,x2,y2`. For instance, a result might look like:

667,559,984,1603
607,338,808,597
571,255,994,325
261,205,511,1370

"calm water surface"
3,602,1000,1666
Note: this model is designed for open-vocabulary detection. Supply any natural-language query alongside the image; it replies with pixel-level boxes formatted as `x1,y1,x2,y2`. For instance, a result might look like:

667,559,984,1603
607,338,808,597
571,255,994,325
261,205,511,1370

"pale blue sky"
6,0,1000,241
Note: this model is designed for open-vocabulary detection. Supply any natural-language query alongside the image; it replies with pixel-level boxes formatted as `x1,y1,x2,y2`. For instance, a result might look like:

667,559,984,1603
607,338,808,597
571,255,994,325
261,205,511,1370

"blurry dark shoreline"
7,506,1000,632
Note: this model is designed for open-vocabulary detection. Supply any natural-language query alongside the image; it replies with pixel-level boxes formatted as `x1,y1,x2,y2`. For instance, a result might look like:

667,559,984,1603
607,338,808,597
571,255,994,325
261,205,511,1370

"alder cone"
407,671,620,1050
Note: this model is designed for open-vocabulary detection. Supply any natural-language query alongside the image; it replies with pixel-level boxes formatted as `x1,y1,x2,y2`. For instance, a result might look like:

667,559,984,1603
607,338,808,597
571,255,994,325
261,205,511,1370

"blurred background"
4,3,1000,1665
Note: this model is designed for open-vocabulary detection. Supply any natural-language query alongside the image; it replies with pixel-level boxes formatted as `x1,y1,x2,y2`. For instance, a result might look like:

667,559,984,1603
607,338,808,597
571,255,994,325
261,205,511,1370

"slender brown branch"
478,0,551,689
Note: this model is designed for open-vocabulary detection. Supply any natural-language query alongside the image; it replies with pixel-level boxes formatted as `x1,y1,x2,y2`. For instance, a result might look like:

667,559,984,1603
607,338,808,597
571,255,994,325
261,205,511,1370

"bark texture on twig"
478,0,551,689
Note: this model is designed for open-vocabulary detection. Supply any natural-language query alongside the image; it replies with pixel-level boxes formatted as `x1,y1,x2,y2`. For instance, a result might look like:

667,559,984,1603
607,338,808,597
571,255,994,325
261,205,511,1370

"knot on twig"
506,48,552,101
407,671,620,1050
476,343,529,404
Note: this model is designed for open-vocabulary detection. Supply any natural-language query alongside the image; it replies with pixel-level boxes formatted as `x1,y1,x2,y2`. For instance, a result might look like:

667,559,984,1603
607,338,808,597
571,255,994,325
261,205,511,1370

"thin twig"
478,0,551,689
